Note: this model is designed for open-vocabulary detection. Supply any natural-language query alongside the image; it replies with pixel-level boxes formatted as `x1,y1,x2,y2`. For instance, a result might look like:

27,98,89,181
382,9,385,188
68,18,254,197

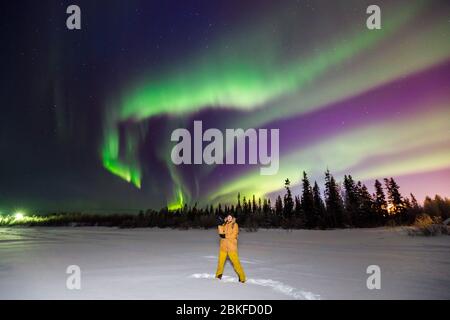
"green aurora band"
100,1,450,208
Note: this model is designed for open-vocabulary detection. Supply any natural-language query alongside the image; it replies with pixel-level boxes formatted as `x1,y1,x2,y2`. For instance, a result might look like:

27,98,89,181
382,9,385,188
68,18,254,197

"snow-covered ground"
0,227,449,299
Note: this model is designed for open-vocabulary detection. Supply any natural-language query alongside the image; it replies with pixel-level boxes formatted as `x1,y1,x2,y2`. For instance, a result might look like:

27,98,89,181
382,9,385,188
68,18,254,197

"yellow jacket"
218,219,239,252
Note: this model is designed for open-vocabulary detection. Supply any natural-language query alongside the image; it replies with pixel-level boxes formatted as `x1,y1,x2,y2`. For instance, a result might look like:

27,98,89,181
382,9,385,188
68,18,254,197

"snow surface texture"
190,273,320,300
0,227,449,299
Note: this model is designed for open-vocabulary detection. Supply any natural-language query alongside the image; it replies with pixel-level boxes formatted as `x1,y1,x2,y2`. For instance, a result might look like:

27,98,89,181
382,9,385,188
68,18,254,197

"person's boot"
216,274,222,280
239,278,245,283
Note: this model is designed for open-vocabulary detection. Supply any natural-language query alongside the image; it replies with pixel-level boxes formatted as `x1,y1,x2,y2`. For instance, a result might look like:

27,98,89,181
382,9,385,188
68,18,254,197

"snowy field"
0,227,449,300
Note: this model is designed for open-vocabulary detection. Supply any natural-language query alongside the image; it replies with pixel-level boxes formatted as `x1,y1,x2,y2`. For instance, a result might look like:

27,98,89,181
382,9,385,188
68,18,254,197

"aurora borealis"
1,0,449,212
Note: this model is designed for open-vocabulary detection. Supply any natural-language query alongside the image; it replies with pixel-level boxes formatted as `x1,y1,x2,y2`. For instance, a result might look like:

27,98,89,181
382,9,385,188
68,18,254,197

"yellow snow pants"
215,250,246,282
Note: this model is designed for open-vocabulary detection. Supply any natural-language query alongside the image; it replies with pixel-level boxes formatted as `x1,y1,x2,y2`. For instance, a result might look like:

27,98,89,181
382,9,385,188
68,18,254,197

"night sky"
1,0,449,213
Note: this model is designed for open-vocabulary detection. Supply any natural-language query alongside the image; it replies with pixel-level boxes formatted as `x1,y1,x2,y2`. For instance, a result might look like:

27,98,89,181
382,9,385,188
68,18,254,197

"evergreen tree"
343,175,359,226
405,193,421,224
403,197,411,209
324,169,344,227
357,182,375,227
410,193,420,210
294,195,302,216
263,198,269,214
236,193,242,216
275,195,283,216
242,196,248,214
283,179,294,217
312,181,326,228
301,171,315,228
237,192,241,210
373,179,387,223
384,177,405,221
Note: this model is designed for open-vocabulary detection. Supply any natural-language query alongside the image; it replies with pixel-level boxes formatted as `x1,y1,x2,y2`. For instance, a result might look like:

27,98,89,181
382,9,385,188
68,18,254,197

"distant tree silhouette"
357,182,376,227
258,197,262,213
263,198,270,214
344,175,359,226
301,171,315,228
410,193,420,210
237,192,241,210
324,169,344,228
12,168,447,230
294,195,302,216
242,196,249,215
283,179,294,217
424,195,450,220
312,181,326,228
385,177,405,223
275,195,283,216
373,179,388,222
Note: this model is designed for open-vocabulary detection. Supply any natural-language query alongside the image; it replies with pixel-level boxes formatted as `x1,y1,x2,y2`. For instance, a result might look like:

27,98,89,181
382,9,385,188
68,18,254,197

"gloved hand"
216,215,224,226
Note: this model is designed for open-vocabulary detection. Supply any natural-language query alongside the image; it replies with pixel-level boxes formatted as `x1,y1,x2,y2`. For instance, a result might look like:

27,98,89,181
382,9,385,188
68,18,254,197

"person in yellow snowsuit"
215,214,246,283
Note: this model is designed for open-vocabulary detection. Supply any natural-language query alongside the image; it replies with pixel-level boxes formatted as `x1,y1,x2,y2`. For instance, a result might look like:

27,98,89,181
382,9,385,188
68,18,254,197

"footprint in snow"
189,273,320,300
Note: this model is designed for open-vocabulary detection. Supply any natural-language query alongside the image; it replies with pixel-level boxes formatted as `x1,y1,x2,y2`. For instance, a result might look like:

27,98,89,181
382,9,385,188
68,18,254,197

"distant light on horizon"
14,212,25,221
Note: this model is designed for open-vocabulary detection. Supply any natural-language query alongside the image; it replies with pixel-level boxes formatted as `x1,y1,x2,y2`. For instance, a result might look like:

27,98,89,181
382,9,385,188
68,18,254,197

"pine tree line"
4,169,449,229
160,169,446,229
